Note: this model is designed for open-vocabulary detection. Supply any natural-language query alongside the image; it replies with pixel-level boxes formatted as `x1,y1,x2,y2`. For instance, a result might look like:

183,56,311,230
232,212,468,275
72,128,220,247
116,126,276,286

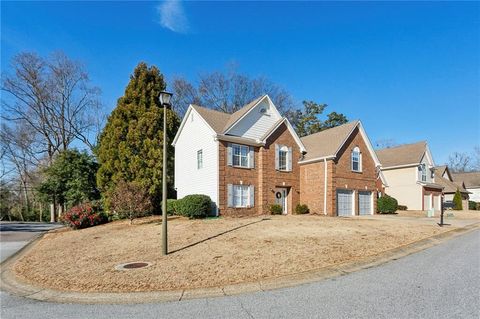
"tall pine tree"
96,62,180,212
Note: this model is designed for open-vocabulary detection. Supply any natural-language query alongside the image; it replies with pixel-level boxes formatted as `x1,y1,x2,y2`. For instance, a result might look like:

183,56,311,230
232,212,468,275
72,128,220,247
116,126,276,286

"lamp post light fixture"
159,91,173,255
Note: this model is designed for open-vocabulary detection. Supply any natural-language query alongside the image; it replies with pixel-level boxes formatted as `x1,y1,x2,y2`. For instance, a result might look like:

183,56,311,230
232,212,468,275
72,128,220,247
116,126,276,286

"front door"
275,188,288,214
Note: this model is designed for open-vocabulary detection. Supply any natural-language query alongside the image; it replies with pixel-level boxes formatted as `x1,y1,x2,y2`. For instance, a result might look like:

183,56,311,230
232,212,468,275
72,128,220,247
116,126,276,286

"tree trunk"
58,204,64,217
39,202,43,222
50,202,56,222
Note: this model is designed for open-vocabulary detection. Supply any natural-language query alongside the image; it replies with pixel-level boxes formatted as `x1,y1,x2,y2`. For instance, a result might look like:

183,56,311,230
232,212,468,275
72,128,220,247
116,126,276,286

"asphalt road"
0,222,62,263
1,229,479,319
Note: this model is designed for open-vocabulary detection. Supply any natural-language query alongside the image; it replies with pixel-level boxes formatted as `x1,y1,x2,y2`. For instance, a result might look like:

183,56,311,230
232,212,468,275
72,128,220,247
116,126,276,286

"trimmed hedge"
269,204,283,215
468,201,478,210
295,204,310,215
161,199,178,215
175,194,211,219
377,195,398,214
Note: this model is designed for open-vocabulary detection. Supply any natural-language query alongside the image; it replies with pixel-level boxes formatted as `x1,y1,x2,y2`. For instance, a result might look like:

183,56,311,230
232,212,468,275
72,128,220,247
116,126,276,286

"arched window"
351,147,361,172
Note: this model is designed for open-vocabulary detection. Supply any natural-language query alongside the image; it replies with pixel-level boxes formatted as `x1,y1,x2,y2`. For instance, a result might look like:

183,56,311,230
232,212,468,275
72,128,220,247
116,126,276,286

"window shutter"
249,146,254,168
287,146,293,171
359,153,362,172
275,144,279,170
249,185,255,207
227,184,233,207
227,143,233,166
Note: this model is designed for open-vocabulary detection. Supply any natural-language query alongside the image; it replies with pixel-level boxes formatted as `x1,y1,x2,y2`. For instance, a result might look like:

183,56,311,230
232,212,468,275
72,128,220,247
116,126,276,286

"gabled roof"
451,172,480,188
435,175,469,194
222,95,265,132
376,141,429,168
190,105,230,134
299,120,381,166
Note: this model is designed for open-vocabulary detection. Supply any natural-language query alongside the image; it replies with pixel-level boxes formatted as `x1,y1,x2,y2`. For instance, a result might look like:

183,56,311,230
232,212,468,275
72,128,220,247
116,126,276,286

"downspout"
324,158,328,215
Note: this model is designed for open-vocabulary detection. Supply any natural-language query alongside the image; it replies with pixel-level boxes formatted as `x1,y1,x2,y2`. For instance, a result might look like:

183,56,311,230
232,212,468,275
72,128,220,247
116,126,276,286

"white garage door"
359,191,372,215
433,195,440,211
337,190,353,216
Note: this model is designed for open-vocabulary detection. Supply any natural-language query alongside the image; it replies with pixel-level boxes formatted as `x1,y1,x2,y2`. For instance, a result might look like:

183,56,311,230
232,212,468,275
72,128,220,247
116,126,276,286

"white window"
197,149,203,169
233,185,249,207
421,163,427,182
351,147,361,172
275,144,292,171
227,184,255,208
233,144,249,167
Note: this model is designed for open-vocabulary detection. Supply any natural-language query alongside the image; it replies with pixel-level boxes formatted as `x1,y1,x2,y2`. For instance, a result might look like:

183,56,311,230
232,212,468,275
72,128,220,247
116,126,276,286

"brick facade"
300,127,378,216
218,123,301,217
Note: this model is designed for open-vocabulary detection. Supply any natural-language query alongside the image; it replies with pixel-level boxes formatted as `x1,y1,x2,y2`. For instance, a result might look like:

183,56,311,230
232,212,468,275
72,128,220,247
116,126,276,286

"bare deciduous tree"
448,152,472,173
170,66,295,115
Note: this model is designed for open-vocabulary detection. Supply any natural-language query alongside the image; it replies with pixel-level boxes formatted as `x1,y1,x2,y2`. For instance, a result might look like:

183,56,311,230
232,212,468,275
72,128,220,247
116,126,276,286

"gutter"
298,155,336,165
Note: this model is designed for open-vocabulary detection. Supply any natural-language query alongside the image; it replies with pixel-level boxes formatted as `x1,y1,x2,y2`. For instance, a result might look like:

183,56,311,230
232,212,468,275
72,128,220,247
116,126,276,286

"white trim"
323,158,328,216
260,118,307,153
298,155,336,165
381,163,420,170
172,106,217,146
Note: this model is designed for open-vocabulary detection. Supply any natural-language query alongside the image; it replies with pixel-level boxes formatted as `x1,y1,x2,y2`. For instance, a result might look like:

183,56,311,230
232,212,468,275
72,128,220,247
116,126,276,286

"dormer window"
351,147,362,172
421,164,427,182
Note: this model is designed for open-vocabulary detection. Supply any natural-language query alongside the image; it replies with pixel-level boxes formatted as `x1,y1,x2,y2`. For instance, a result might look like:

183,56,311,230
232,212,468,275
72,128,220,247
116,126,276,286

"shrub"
166,199,178,215
61,203,108,229
269,204,283,215
468,201,477,210
295,204,309,215
109,180,153,224
377,195,398,214
453,189,463,210
397,205,408,211
175,194,211,219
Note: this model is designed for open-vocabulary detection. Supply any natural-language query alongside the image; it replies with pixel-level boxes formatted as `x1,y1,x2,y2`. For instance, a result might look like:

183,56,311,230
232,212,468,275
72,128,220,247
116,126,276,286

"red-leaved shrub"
61,203,108,229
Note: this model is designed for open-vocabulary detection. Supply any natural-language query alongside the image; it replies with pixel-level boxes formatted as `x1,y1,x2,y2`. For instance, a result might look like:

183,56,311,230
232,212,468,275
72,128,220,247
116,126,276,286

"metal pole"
439,195,444,226
162,104,168,255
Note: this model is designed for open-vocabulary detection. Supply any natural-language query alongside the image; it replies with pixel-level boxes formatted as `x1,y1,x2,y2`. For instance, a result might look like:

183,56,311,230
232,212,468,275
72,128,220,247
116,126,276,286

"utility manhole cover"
115,262,153,271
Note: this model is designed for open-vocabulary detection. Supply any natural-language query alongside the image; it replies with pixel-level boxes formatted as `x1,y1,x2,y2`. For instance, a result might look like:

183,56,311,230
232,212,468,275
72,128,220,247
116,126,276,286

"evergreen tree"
453,188,463,210
96,62,180,212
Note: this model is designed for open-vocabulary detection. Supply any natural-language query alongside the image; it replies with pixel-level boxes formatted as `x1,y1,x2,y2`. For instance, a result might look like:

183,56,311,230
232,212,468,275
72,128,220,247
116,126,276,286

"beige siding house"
376,142,443,212
452,172,480,203
434,166,469,208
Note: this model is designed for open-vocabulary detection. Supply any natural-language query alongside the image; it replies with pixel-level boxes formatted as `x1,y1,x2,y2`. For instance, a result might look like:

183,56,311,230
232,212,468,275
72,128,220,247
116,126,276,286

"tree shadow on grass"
169,217,271,255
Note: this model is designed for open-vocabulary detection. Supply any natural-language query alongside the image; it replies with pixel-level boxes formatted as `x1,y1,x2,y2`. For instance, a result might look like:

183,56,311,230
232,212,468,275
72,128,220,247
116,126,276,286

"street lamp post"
159,91,173,255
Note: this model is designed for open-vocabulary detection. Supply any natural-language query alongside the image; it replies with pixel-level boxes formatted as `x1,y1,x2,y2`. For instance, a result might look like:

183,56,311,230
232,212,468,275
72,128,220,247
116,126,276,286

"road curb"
1,222,479,304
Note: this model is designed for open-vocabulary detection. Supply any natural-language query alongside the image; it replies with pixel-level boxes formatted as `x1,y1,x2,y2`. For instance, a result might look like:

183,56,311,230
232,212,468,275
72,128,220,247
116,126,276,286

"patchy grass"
397,210,480,220
13,215,454,293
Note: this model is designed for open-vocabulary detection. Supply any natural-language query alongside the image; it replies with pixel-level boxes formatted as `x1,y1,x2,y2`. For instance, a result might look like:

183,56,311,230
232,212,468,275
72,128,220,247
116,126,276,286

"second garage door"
358,191,373,215
337,190,353,216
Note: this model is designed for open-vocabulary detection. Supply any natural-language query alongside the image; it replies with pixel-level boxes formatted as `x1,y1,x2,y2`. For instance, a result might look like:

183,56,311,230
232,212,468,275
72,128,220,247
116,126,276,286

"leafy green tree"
285,101,348,137
453,188,463,210
96,62,180,212
37,150,100,210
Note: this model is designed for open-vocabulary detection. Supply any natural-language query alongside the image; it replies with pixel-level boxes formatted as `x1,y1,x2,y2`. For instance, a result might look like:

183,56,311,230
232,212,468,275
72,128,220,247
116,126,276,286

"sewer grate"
115,262,153,271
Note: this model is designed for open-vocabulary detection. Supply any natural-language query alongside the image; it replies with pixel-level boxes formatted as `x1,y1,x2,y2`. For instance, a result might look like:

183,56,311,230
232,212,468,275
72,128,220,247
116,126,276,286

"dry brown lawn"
13,215,454,293
397,209,480,220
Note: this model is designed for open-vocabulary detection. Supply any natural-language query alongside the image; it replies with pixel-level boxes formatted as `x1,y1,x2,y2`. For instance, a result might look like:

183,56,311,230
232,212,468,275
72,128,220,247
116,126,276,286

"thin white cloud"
157,0,189,33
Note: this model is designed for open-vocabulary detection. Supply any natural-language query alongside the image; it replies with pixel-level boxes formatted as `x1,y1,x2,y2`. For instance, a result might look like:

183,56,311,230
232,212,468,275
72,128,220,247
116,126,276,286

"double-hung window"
275,144,292,171
421,164,427,182
232,144,249,167
197,149,203,169
233,185,249,207
351,147,361,172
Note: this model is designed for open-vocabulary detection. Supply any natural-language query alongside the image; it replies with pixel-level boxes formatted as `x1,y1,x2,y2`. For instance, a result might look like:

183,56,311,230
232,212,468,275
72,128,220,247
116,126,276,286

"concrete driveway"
0,222,62,263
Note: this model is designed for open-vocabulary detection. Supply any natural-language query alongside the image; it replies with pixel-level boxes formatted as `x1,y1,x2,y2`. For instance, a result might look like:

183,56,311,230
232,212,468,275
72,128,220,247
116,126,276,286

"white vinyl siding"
227,100,282,140
227,184,255,208
174,108,218,214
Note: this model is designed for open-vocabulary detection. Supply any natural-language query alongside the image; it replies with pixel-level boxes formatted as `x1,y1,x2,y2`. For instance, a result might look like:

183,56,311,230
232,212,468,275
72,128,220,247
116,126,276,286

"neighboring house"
452,172,480,203
299,121,382,216
434,165,470,208
376,141,443,211
173,95,306,216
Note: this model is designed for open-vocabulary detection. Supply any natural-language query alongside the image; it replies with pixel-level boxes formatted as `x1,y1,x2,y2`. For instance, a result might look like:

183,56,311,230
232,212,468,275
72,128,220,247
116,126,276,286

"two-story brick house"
172,95,306,216
173,95,381,217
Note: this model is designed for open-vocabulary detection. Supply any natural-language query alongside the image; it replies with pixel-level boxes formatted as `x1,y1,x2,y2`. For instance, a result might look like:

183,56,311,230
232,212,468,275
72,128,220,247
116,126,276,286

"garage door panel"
337,190,353,217
359,191,372,215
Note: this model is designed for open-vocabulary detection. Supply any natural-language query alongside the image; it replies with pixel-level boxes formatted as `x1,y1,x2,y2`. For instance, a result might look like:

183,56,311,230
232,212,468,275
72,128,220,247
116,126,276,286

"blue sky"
1,1,479,164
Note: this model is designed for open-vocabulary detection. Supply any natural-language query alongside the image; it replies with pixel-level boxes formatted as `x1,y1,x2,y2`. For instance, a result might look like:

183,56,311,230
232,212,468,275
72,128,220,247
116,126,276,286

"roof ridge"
300,120,359,140
377,140,426,152
191,104,230,115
